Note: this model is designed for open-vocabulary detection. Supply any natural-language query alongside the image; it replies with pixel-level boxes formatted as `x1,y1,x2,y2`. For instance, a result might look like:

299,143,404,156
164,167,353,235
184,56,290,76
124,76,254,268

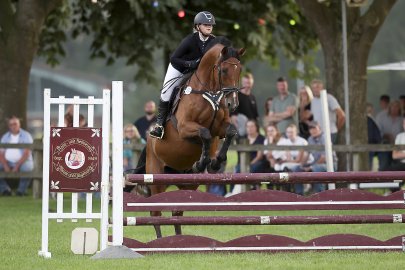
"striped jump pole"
123,214,405,226
126,171,405,185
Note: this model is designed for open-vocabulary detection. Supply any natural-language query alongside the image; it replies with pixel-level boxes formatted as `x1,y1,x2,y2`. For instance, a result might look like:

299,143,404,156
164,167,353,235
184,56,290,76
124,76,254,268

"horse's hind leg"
150,185,166,238
172,184,198,235
208,124,237,173
172,210,183,235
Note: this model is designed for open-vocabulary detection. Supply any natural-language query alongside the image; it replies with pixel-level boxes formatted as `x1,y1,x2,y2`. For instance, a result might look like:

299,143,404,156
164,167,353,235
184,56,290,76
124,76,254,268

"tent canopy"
367,61,405,71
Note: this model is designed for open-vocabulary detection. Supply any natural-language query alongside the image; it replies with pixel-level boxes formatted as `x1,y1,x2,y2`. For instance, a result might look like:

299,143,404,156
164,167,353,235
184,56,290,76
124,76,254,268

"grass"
1,191,405,270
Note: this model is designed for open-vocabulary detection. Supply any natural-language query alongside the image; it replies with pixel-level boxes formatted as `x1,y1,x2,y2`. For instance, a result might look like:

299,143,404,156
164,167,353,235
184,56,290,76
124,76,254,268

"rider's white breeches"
160,64,183,102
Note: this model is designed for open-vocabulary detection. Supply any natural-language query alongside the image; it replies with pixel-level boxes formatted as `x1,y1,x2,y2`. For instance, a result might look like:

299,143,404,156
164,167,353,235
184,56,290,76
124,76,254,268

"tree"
0,0,318,133
0,0,63,132
296,0,398,170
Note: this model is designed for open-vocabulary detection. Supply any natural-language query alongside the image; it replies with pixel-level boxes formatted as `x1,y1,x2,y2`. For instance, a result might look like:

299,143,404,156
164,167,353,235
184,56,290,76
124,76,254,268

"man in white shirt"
0,116,34,196
310,79,345,143
272,124,308,172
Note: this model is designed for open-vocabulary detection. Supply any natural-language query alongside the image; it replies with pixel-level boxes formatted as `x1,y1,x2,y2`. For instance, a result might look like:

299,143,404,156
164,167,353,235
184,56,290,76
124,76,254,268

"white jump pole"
112,81,124,246
320,90,336,190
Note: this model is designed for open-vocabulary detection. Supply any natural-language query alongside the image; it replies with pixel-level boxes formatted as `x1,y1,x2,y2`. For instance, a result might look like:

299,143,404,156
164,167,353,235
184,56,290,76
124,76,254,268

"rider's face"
198,24,213,36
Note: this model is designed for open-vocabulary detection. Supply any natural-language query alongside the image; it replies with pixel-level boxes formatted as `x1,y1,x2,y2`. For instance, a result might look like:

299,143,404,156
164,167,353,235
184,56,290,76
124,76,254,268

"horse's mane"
205,36,240,61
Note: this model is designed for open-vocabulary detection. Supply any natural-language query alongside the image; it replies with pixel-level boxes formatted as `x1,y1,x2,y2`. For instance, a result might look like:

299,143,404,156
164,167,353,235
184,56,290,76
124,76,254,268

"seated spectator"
123,124,145,171
235,120,268,190
263,124,282,190
246,120,268,175
0,116,34,196
64,113,86,127
377,100,404,170
390,118,405,169
298,85,313,139
263,124,282,171
292,121,337,195
262,97,273,128
384,118,405,192
400,95,405,117
366,103,382,169
272,124,308,172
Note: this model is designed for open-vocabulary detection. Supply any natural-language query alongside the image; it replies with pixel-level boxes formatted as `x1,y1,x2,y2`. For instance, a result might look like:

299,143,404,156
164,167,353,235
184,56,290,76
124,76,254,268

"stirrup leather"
149,124,165,139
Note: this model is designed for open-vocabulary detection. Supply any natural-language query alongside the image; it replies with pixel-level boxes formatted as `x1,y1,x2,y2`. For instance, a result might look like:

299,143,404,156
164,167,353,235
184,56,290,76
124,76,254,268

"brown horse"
143,38,245,238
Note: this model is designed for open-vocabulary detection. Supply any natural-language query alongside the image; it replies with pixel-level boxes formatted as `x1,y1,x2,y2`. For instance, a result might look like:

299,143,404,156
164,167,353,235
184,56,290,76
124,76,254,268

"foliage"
36,0,319,83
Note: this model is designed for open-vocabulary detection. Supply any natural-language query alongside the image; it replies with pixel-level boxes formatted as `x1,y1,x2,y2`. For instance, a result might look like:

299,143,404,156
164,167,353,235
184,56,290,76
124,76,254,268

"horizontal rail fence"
120,172,405,253
2,143,404,198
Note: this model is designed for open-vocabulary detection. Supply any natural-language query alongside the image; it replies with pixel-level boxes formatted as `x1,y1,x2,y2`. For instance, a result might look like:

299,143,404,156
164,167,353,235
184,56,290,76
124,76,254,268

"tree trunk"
0,0,62,133
296,0,397,171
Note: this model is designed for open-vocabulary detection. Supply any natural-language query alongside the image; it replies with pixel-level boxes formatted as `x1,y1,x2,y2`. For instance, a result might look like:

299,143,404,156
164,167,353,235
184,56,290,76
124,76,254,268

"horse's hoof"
207,160,220,173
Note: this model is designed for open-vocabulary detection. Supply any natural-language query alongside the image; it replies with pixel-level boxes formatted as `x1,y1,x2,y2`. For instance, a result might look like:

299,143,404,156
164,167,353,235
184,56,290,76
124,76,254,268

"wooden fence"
1,140,404,198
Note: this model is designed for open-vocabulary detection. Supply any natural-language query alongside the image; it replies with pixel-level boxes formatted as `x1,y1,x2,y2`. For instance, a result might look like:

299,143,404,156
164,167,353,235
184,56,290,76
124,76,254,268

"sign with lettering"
49,127,102,192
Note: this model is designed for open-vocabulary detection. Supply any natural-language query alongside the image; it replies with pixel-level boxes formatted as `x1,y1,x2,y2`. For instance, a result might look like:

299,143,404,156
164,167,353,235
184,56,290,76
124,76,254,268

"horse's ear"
238,48,246,56
221,46,229,57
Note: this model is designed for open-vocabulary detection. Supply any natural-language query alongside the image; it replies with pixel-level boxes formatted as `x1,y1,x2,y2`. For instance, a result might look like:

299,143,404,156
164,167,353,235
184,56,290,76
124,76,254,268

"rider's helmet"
194,11,216,26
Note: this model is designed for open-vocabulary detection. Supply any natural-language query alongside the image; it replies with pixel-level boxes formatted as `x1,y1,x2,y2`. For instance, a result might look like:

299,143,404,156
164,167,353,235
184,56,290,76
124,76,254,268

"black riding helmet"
194,11,216,26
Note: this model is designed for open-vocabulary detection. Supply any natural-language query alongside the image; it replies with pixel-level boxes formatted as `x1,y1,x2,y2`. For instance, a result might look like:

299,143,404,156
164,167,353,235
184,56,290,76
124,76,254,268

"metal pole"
342,0,351,172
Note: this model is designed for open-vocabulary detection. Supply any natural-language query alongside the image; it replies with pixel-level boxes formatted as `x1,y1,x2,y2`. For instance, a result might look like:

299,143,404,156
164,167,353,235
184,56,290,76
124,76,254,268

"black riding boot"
149,100,170,139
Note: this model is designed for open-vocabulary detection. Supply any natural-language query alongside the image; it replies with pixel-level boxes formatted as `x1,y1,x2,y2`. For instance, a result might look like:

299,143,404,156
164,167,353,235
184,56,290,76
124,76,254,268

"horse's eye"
222,68,228,75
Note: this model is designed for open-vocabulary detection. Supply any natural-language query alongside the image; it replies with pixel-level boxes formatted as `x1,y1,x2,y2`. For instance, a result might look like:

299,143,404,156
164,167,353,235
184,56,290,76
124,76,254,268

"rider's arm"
170,34,196,70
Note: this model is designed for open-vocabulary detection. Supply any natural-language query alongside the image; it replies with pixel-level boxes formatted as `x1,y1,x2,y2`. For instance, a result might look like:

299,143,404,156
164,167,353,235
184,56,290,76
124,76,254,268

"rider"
149,11,216,139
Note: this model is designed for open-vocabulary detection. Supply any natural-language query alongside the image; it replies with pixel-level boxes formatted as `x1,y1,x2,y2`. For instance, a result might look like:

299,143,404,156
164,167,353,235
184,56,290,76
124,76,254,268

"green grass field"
1,191,405,270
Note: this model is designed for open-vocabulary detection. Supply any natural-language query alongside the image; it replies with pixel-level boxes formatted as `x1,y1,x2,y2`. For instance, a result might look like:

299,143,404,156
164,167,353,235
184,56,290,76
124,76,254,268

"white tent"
367,61,405,71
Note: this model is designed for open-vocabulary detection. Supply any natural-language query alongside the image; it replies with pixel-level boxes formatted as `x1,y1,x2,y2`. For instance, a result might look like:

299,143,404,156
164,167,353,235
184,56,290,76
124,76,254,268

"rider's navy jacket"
170,32,215,74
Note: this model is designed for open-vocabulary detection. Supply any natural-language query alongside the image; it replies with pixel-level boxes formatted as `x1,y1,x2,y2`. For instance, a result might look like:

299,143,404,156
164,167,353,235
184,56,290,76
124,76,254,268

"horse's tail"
123,146,147,193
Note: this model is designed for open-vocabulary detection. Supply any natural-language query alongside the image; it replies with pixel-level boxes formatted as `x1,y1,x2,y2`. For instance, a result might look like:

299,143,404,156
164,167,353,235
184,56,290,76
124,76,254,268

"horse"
136,38,245,238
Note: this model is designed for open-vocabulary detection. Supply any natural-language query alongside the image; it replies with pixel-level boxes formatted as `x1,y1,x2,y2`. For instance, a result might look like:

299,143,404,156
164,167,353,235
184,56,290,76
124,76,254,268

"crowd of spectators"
1,77,404,198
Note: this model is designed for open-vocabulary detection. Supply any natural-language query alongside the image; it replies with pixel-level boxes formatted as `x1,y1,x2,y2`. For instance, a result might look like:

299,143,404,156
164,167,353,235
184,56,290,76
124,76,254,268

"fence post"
32,140,43,199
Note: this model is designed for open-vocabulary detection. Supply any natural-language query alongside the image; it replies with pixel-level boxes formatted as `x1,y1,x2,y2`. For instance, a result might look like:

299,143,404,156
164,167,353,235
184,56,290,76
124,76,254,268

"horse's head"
215,46,245,111
196,38,245,112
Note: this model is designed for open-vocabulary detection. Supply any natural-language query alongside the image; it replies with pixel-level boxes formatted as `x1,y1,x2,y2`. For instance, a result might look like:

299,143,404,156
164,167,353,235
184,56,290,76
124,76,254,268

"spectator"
123,124,145,171
263,124,281,190
262,97,273,128
64,113,86,127
400,95,405,117
272,124,308,172
235,120,268,175
389,118,405,170
292,121,337,195
378,100,404,170
268,77,298,134
0,116,34,196
134,101,157,141
231,73,259,137
298,85,314,139
376,94,390,128
310,79,345,143
263,124,282,171
366,103,382,168
383,118,405,193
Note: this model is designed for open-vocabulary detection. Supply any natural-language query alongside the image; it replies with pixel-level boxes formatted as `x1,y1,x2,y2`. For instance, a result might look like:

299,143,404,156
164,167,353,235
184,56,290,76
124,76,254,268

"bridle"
186,53,242,131
193,57,242,97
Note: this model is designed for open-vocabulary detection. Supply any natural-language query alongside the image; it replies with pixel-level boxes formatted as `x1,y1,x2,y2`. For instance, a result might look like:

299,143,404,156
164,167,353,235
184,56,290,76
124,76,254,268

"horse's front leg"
192,127,212,173
208,123,237,173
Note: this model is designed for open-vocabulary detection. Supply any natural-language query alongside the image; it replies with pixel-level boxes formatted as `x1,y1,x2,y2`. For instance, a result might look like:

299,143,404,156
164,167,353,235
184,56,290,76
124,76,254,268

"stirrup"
149,125,164,139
